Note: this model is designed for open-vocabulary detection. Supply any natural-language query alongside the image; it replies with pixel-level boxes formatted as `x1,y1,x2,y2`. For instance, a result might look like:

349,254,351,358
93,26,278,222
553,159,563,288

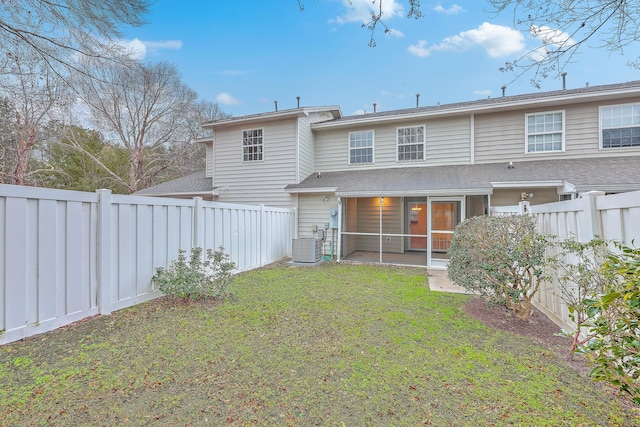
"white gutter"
310,85,640,129
285,187,338,194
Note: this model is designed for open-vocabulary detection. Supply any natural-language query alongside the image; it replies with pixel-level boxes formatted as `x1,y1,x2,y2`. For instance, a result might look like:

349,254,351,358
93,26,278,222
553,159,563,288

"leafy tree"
448,214,551,320
0,0,151,75
577,242,640,405
34,125,130,193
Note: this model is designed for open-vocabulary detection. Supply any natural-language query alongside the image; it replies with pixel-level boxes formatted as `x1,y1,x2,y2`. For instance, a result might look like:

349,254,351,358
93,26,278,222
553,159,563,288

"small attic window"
243,128,263,162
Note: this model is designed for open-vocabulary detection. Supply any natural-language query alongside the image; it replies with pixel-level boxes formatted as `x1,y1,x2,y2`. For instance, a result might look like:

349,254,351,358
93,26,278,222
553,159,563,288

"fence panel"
0,186,100,344
1,186,295,345
530,190,640,330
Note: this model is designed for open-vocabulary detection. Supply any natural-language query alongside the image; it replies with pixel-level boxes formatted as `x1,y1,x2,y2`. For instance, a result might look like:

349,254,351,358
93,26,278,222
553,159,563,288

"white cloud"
385,28,405,38
434,4,464,15
530,25,574,47
143,40,183,51
114,38,183,60
331,0,404,24
215,92,241,106
528,25,576,61
407,22,525,58
407,40,431,57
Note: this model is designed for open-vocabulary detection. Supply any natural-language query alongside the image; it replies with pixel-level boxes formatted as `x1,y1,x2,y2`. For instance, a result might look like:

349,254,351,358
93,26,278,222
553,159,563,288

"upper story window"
242,128,263,162
526,111,564,153
349,130,374,164
397,125,425,161
600,104,640,148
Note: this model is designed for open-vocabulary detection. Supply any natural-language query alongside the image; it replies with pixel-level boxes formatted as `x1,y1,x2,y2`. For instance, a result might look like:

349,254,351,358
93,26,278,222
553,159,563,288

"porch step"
427,269,469,294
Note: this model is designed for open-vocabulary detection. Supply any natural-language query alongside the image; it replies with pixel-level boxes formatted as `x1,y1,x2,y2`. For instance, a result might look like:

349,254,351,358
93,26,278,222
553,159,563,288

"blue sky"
120,1,640,117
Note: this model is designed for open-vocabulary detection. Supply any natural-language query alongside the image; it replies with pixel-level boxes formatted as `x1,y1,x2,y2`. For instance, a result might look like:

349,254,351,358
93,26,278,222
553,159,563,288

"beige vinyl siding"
315,117,471,172
297,116,315,182
297,193,338,238
344,197,403,254
475,99,640,164
205,142,214,179
213,120,298,207
491,188,560,207
344,197,358,256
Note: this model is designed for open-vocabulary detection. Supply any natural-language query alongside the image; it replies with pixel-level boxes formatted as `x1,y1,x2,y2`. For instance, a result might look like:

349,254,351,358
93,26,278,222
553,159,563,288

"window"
526,111,564,153
349,130,374,164
601,104,640,148
242,129,263,162
397,125,425,161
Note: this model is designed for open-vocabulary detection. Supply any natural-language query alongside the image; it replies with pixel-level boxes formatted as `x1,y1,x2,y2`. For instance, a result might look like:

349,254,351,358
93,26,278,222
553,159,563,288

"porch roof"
284,156,640,197
134,170,218,198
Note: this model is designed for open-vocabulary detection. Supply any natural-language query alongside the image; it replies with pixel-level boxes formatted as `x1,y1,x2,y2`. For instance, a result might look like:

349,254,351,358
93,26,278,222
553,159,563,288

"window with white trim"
526,111,564,153
242,128,263,162
601,104,640,148
397,125,425,161
349,130,374,164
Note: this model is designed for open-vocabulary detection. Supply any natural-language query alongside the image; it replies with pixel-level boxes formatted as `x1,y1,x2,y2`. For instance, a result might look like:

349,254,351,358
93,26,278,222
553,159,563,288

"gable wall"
314,116,471,173
205,142,214,179
298,111,336,181
212,120,298,207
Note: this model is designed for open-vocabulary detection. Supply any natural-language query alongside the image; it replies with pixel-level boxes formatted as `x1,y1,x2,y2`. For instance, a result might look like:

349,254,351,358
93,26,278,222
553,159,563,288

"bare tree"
489,0,640,86
298,0,422,47
73,58,226,193
0,0,151,75
300,1,640,83
0,48,72,185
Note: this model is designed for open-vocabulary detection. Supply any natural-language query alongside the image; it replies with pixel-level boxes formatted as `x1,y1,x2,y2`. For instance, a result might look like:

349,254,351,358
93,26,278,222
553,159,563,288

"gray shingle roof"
134,170,215,196
285,156,640,195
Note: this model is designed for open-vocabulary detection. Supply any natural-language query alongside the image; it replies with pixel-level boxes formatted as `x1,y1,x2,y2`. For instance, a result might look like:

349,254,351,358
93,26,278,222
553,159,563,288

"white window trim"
242,127,264,163
348,130,375,165
599,102,640,150
524,110,565,154
396,124,426,162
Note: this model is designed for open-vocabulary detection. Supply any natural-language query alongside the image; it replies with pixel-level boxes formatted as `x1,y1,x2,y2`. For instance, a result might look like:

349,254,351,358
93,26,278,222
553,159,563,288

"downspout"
337,196,342,262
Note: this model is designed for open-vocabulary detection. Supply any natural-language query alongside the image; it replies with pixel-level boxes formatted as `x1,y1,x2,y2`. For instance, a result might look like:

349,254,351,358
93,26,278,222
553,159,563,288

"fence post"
193,197,204,249
518,201,531,214
579,191,605,242
96,189,113,315
259,205,265,267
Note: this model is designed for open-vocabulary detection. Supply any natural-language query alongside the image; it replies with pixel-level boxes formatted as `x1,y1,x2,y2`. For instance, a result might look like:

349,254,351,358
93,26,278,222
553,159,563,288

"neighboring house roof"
201,106,343,130
285,156,640,197
134,170,216,198
311,80,640,129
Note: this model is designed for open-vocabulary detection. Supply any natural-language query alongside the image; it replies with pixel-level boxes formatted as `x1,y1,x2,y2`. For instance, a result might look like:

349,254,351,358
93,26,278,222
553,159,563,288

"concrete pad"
427,269,469,294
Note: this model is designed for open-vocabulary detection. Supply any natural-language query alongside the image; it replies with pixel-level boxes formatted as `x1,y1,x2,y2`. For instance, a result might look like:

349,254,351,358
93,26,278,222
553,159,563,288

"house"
137,80,640,268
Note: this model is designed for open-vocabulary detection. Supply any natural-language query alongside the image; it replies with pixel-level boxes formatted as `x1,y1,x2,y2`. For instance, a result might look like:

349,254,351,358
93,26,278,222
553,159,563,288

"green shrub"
152,247,236,301
447,214,550,320
577,242,640,405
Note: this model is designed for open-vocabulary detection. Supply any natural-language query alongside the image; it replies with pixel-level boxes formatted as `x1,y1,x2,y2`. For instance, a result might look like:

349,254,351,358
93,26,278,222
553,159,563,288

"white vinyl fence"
530,190,640,329
0,185,295,345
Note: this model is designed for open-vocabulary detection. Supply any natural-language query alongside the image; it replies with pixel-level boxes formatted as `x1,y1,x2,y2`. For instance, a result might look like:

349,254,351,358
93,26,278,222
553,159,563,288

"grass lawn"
0,262,637,426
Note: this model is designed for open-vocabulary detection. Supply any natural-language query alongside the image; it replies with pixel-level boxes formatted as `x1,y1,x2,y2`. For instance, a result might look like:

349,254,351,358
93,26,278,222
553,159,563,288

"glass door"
408,202,427,250
429,198,463,267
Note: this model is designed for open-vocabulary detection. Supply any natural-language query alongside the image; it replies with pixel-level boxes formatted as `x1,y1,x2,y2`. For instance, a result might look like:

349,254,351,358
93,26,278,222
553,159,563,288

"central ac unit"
291,238,322,263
